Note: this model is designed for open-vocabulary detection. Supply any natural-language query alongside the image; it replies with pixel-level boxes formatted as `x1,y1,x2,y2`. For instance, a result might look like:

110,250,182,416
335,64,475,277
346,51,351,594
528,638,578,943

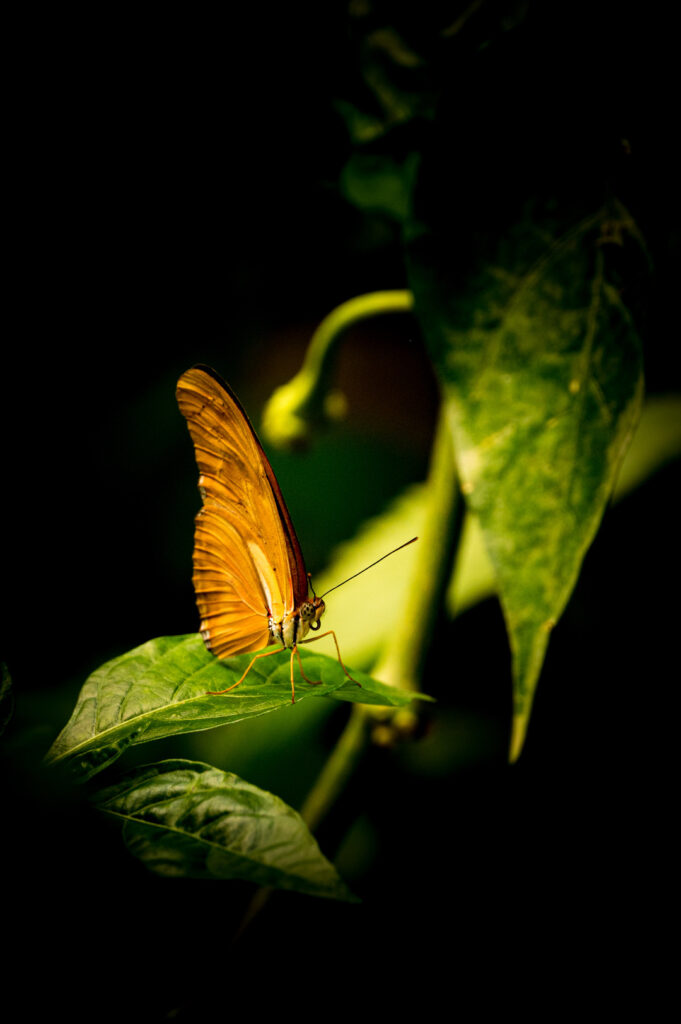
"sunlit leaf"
409,198,648,760
45,634,424,780
314,485,425,668
94,759,358,902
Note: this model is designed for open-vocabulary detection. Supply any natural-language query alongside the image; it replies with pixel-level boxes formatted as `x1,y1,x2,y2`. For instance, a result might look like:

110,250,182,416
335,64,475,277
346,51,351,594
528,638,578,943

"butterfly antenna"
307,572,317,599
319,537,418,599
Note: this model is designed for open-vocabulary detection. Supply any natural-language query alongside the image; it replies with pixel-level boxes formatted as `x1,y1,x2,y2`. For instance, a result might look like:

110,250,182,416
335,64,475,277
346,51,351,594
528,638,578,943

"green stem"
236,292,463,934
371,402,463,693
296,405,464,825
261,290,414,449
299,705,369,832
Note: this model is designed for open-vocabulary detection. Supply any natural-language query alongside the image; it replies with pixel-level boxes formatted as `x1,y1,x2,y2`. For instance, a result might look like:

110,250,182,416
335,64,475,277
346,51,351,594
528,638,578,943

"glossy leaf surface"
46,634,425,780
94,758,357,901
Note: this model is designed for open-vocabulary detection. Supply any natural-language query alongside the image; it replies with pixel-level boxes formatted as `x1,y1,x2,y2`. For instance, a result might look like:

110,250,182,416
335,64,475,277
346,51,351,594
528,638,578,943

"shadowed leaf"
94,758,358,901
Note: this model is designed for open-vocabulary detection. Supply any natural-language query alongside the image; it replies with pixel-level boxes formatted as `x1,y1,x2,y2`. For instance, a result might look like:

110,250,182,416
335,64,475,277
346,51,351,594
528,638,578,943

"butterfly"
176,364,358,701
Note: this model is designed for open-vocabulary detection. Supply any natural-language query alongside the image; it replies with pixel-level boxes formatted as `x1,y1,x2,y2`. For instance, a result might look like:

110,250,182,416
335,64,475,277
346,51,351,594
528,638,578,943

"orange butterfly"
176,364,357,700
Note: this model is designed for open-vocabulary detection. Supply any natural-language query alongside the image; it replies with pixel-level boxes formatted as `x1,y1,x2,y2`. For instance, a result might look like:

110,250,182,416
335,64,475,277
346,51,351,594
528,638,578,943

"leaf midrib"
102,806,332,888
48,659,348,765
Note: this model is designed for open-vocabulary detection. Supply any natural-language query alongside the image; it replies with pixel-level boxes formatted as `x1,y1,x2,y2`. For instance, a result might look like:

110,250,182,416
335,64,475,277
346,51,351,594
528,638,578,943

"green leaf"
312,395,680,674
409,200,647,761
46,634,423,780
340,153,419,222
313,485,426,668
93,759,357,902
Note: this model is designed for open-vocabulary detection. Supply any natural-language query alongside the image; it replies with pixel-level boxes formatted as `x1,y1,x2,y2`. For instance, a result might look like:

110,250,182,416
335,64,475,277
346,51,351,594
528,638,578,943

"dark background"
2,4,677,1019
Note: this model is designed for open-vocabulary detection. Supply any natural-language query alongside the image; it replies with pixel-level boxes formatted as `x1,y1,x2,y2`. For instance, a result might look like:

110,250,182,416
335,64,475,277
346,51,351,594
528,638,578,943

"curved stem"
235,294,463,937
262,290,414,449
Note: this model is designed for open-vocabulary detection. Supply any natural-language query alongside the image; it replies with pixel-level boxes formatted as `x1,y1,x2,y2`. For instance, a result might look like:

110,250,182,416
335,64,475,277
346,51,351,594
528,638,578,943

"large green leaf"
46,634,424,780
409,200,647,760
311,394,680,671
94,758,357,902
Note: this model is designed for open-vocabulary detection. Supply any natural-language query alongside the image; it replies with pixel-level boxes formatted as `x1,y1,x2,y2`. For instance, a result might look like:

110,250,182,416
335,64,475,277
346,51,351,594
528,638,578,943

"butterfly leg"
292,644,323,698
289,648,296,703
298,631,362,689
206,646,285,695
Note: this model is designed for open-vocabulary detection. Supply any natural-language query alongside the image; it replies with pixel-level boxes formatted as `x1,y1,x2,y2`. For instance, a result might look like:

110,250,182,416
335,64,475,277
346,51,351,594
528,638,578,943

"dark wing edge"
188,364,309,607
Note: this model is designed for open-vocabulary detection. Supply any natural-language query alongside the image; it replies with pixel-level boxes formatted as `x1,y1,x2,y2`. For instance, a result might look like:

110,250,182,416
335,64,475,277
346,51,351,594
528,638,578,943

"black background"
2,4,677,1019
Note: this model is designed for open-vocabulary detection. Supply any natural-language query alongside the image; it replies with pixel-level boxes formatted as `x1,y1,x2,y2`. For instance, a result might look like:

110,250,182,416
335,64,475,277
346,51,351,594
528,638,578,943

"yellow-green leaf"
46,634,425,780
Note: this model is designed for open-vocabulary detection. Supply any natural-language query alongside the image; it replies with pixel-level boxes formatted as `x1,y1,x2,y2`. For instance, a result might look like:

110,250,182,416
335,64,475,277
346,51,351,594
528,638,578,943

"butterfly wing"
176,365,308,658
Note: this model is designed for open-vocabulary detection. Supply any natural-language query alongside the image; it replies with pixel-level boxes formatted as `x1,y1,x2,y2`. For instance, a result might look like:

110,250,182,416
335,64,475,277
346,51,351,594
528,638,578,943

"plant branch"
371,400,463,695
261,290,414,449
235,293,464,935
300,704,369,832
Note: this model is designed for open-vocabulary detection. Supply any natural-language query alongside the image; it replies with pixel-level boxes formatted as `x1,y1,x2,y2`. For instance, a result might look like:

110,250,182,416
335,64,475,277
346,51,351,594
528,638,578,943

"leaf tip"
509,714,528,764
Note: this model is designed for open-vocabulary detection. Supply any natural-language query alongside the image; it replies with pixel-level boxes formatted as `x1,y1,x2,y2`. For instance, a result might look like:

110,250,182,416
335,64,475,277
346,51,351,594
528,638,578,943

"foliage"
93,759,358,901
44,636,424,898
2,7,676,1013
409,203,646,757
333,0,658,760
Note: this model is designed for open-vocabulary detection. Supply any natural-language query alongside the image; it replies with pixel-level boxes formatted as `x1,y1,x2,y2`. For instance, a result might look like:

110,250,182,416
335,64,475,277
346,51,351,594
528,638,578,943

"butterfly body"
177,364,353,700
267,598,325,651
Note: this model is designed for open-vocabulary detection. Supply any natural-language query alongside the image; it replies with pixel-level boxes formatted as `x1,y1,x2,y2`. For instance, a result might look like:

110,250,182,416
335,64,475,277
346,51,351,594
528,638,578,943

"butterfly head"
300,597,325,632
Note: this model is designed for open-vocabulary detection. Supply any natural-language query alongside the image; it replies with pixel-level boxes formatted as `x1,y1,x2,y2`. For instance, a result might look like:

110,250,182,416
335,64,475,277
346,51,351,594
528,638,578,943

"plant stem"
371,401,463,694
261,290,414,448
294,408,464,824
299,704,369,832
235,292,463,936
